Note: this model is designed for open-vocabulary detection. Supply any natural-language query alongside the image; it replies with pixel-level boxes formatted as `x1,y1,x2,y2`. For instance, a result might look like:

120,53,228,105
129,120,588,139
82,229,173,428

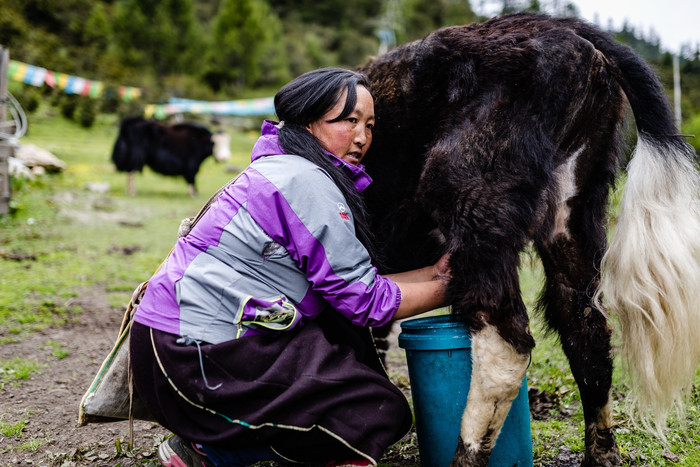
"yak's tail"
578,19,700,434
600,136,700,433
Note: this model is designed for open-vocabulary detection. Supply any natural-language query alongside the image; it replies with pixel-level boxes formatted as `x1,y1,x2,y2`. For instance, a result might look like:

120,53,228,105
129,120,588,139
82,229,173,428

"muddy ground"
0,288,578,466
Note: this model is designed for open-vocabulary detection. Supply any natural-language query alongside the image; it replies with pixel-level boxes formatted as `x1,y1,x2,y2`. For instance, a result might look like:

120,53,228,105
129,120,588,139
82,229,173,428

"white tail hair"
598,136,700,433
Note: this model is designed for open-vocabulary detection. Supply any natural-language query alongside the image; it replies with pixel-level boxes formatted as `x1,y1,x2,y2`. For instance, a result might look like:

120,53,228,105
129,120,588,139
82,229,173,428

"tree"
206,0,288,91
83,3,112,51
112,0,205,77
269,0,382,70
398,0,478,44
0,1,30,51
268,0,381,31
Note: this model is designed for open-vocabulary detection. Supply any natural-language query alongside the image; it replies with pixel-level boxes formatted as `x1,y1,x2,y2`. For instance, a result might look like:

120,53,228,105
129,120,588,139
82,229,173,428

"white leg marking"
552,144,585,238
593,400,613,431
459,325,530,453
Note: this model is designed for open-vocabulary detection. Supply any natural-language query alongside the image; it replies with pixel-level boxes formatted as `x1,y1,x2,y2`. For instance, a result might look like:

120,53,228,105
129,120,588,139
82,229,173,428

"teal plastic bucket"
398,315,533,467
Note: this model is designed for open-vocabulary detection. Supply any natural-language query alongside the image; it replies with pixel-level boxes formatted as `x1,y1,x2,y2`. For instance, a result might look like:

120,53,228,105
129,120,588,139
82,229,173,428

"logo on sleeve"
338,203,350,221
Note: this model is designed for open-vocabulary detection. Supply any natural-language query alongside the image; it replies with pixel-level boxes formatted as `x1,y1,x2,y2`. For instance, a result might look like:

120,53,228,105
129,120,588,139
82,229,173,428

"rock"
15,143,67,172
8,157,34,179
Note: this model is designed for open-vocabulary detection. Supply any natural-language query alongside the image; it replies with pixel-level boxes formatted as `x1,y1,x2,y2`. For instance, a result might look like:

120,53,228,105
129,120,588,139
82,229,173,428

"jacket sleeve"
244,159,401,327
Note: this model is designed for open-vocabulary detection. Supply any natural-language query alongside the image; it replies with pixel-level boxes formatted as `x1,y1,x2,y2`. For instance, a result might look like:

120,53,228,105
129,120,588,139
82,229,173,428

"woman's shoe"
158,435,215,467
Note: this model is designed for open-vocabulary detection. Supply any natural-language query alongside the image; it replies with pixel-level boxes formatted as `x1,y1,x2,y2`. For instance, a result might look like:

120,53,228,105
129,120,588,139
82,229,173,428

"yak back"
357,13,625,271
111,117,214,184
148,123,214,182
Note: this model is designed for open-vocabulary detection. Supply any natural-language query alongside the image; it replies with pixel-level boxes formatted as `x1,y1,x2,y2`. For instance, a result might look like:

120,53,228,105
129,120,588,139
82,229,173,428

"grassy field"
1,107,699,465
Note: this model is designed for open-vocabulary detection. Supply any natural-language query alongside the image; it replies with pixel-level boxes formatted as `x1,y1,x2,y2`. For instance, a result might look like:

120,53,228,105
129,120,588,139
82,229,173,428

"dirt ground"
0,289,579,466
0,290,170,465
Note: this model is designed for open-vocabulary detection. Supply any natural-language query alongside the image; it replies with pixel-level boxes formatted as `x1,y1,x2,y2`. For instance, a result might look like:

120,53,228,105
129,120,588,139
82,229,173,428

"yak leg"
535,231,621,466
445,234,534,466
534,145,622,466
419,167,537,464
451,323,530,466
185,171,198,197
127,171,136,196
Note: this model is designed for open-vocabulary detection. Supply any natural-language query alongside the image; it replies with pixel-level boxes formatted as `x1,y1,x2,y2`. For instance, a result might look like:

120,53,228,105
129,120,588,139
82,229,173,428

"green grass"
0,417,27,437
0,357,42,389
1,106,699,464
17,437,46,452
43,339,69,359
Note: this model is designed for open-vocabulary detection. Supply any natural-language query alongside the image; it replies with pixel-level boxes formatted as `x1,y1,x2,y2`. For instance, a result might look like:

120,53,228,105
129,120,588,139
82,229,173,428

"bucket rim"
399,314,468,331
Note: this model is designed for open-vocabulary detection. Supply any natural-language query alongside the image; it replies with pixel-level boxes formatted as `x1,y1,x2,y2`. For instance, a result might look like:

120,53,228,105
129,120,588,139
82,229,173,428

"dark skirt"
130,312,412,465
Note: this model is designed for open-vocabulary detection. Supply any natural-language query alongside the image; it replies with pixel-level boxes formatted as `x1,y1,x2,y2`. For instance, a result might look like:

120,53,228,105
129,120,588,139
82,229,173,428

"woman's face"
307,85,375,166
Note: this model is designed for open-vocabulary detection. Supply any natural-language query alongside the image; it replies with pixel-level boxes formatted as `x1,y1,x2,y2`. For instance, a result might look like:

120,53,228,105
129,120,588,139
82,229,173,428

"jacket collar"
251,120,372,192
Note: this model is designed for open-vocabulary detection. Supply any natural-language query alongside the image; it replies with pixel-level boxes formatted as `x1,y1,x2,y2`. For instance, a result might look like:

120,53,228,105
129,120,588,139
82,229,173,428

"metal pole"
0,46,12,215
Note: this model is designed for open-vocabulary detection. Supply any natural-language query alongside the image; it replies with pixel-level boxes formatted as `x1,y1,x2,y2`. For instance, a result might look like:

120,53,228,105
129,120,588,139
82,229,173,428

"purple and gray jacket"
133,120,402,344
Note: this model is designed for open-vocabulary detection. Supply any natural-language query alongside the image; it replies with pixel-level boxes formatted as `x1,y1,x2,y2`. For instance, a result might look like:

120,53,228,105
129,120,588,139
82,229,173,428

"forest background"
2,0,700,150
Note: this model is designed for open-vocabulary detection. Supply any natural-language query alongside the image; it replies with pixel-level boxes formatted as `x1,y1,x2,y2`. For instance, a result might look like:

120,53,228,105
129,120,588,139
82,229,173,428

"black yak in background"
111,117,226,197
359,13,700,466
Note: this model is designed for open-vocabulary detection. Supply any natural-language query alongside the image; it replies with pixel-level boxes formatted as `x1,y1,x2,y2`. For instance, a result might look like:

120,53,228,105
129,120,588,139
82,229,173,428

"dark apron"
130,311,412,464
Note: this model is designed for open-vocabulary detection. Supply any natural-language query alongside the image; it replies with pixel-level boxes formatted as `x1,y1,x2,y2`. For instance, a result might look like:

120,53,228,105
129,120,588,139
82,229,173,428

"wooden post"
0,46,11,215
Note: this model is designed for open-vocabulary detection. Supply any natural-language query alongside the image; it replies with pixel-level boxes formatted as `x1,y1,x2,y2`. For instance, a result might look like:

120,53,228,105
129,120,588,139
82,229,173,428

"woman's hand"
386,252,452,284
389,252,452,321
432,253,451,282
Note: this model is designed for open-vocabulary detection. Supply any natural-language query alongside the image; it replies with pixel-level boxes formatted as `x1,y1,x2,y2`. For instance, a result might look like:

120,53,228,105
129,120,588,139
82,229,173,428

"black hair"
273,67,379,260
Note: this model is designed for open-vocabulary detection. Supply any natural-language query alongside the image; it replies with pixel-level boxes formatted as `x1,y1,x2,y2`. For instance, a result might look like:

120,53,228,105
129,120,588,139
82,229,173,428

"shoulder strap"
177,175,240,238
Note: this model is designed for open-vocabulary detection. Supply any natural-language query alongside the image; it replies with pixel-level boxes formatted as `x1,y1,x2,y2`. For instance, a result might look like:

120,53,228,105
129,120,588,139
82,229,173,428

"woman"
130,67,451,467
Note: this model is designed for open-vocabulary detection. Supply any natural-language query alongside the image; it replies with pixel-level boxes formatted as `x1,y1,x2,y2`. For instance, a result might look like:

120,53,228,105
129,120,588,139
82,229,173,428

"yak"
111,117,226,197
358,12,700,466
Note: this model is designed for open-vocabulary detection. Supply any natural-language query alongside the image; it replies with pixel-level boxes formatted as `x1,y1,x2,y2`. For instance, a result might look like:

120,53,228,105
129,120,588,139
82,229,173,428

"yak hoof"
449,436,490,467
580,426,623,467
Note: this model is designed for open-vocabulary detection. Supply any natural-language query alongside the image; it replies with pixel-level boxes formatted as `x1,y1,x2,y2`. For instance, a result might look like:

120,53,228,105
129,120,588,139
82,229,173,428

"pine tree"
112,0,204,76
206,0,288,90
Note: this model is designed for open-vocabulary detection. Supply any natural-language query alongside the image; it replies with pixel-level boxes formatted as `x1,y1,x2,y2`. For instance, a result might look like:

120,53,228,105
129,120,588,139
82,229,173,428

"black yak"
359,12,700,466
111,117,226,197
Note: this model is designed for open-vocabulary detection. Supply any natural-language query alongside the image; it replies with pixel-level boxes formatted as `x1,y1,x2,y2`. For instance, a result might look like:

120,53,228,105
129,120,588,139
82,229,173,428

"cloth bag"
78,280,154,425
78,179,236,426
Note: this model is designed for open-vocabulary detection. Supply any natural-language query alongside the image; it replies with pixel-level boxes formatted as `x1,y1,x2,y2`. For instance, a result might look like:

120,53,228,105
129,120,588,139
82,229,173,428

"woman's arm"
385,253,451,283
